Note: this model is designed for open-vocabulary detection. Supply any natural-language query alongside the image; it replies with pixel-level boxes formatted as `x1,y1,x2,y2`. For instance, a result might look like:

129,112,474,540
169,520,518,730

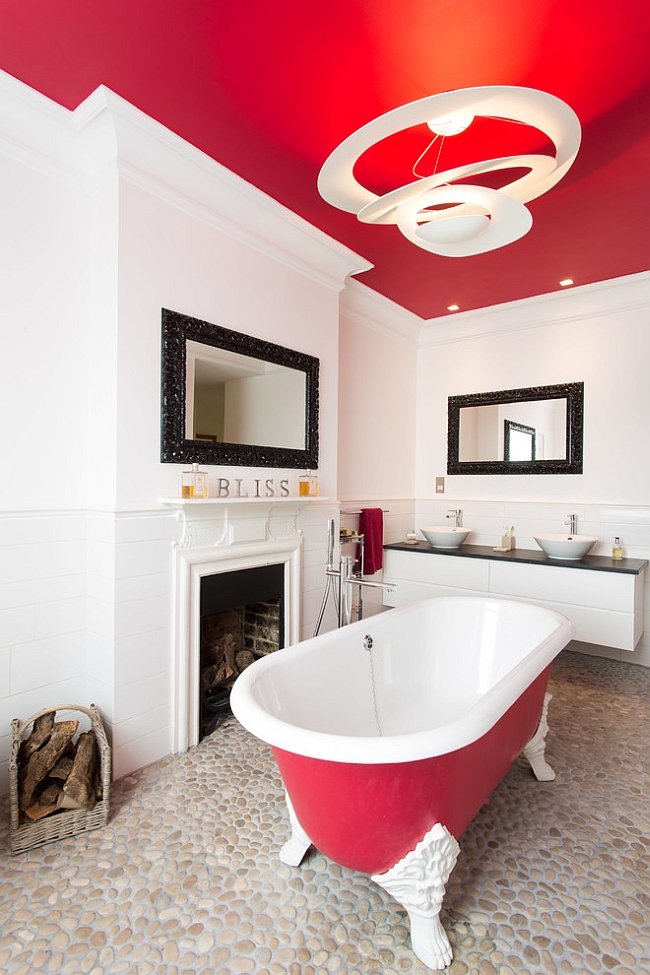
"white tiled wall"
0,501,348,792
298,501,340,640
110,512,176,780
0,511,89,794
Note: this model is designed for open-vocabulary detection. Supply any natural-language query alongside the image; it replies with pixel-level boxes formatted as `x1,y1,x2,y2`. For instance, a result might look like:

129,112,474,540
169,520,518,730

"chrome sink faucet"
446,508,462,528
565,513,577,535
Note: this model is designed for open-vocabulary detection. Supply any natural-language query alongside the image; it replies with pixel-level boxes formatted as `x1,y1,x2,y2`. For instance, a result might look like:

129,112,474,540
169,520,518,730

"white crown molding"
76,87,373,292
0,70,372,292
0,70,90,187
419,270,650,347
340,278,423,345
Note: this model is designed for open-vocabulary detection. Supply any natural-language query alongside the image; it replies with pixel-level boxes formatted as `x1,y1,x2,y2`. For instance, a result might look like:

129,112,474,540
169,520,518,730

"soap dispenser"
612,536,623,560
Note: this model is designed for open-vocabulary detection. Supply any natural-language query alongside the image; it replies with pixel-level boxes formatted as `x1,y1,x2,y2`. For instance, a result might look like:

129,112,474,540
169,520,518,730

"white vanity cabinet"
383,549,489,602
383,544,646,651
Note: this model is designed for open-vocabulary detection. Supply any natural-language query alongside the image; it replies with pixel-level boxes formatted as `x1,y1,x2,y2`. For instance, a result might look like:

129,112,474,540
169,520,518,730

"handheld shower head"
327,518,336,569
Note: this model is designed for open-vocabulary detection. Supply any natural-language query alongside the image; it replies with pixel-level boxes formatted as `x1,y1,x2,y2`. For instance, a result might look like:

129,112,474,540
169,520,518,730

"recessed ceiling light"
447,304,460,312
559,278,574,287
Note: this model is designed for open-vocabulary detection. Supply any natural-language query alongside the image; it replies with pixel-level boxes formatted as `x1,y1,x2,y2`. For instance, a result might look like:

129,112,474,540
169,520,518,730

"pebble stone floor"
0,649,648,975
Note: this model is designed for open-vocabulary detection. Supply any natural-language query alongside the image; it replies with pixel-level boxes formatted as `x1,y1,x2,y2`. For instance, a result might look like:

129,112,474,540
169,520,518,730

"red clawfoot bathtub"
231,595,574,969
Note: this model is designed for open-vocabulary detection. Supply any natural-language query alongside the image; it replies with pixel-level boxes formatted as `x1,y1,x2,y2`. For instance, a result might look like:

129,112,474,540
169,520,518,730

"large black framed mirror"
161,309,319,468
447,381,583,475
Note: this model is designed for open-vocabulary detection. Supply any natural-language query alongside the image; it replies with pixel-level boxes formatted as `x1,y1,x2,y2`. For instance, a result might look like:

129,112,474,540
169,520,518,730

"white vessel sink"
421,526,472,549
534,533,598,560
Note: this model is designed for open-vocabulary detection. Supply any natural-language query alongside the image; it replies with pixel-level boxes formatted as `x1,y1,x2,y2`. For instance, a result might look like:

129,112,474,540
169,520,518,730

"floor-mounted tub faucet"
446,508,462,528
565,514,577,535
327,555,395,627
314,519,396,633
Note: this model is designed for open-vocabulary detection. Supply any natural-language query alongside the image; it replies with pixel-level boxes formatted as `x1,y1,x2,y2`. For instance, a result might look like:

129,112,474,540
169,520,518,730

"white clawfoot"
372,823,460,971
523,692,555,781
279,791,312,866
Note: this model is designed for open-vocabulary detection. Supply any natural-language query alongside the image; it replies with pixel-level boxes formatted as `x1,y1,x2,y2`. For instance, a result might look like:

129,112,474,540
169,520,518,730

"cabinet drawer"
384,550,489,591
382,579,485,608
502,595,638,650
489,560,635,612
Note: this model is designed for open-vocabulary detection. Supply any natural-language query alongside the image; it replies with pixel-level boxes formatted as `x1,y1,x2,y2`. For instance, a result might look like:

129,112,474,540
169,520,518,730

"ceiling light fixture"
318,86,581,258
447,304,460,312
559,277,574,287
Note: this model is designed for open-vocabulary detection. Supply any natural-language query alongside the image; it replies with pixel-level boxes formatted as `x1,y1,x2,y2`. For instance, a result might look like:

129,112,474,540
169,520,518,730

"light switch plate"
435,477,445,494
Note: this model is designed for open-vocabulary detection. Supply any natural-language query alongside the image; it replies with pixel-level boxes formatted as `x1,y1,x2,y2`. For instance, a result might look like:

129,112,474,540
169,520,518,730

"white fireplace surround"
164,498,305,752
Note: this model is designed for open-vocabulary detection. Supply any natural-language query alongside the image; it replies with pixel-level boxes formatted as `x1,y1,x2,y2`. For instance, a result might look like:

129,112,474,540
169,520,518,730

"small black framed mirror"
447,381,583,475
161,309,319,468
504,420,536,461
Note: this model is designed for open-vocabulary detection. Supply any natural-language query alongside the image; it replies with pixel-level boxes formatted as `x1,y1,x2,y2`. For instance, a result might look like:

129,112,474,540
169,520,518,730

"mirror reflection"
459,399,567,462
186,341,307,450
447,382,584,475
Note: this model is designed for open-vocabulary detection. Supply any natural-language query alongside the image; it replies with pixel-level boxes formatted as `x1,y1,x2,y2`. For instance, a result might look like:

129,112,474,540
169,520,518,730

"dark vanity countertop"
383,541,648,575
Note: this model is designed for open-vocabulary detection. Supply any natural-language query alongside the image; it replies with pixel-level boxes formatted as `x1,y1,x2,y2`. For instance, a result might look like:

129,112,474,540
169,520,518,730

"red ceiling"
1,0,649,318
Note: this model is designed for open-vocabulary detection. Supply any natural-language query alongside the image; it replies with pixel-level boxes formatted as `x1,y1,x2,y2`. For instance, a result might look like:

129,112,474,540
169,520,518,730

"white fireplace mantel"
161,496,318,752
160,496,328,549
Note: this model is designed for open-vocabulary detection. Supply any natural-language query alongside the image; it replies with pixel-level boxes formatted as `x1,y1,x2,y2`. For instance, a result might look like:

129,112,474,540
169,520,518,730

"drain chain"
364,634,382,737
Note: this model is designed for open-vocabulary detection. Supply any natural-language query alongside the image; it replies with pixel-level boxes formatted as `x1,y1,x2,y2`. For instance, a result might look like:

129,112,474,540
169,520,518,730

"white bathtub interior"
233,596,574,762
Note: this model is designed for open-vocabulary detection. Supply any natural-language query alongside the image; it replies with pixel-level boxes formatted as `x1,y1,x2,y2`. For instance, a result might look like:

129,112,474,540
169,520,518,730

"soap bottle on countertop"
612,536,623,560
182,463,208,499
299,470,318,497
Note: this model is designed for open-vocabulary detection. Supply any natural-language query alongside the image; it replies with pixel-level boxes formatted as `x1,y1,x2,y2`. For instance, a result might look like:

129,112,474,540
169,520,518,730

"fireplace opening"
199,564,285,739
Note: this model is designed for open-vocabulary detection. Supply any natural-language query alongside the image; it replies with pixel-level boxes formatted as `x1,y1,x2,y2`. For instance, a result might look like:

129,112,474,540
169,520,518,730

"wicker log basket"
9,703,111,855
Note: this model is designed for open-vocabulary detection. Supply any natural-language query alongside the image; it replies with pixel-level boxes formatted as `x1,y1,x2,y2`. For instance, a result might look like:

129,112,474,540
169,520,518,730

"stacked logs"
201,632,255,689
17,711,101,823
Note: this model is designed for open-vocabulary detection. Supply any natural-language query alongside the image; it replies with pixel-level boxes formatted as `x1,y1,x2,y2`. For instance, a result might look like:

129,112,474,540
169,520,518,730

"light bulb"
416,213,489,245
427,112,474,136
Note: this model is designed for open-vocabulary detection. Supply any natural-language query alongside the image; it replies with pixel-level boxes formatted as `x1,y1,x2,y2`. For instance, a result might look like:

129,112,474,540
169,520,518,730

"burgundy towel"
359,508,384,575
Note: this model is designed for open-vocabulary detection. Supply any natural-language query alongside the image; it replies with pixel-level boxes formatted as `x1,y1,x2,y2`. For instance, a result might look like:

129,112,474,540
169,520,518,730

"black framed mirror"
161,309,319,468
447,382,583,475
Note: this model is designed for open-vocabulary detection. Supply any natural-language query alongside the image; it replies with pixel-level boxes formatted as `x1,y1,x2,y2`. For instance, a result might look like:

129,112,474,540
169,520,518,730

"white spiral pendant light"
317,86,581,257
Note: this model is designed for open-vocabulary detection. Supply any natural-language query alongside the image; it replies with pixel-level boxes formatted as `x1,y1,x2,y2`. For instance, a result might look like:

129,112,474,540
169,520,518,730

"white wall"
338,282,419,501
0,143,91,511
0,80,96,787
0,72,366,791
417,273,650,503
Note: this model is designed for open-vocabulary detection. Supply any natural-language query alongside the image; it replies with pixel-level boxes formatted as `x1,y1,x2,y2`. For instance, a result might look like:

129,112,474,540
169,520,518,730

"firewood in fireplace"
201,632,241,684
235,649,255,672
203,662,234,686
204,631,237,667
201,635,257,691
